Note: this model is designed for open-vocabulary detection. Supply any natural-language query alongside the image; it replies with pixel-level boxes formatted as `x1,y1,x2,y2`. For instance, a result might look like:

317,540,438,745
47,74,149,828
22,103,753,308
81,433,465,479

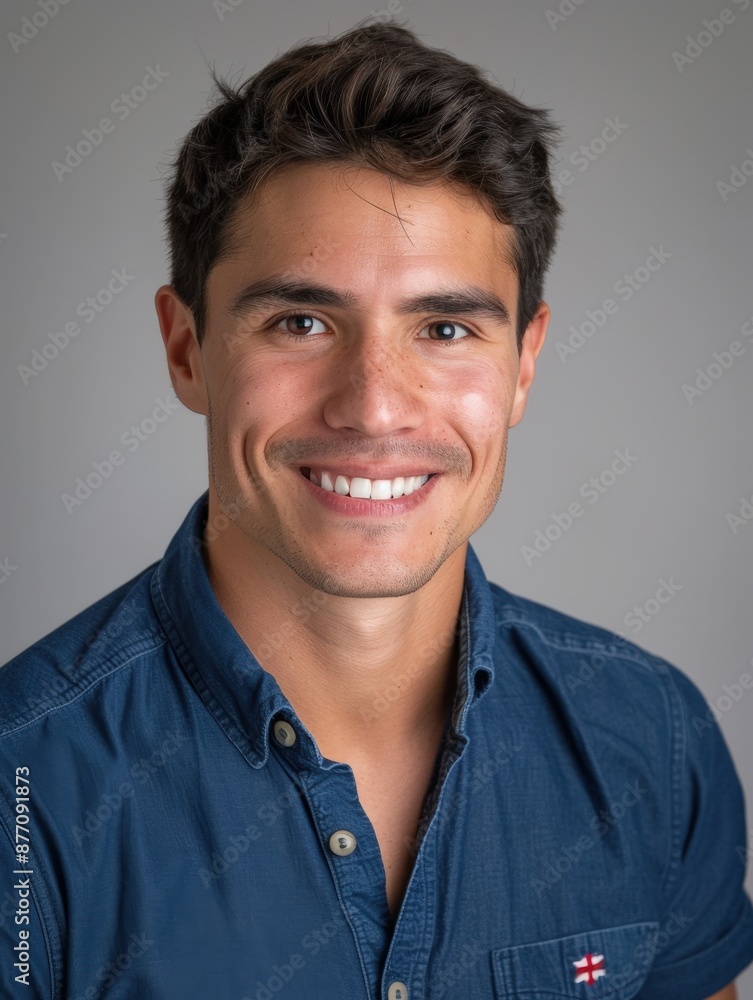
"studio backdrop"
1,2,751,993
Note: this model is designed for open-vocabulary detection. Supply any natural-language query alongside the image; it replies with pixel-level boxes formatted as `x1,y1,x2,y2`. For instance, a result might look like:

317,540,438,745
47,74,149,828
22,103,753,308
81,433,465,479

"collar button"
273,719,297,747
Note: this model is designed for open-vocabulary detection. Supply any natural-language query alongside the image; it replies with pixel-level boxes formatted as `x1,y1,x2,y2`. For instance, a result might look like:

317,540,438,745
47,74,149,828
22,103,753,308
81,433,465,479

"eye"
418,321,473,344
274,313,329,337
271,313,476,345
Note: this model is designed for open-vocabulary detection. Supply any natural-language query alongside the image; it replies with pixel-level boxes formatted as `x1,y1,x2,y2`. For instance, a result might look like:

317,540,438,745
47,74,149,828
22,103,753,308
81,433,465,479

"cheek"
450,364,513,445
212,362,285,436
207,311,301,413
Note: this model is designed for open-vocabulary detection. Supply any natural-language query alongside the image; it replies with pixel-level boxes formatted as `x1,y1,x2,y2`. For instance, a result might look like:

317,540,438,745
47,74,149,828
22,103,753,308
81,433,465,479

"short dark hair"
163,21,564,350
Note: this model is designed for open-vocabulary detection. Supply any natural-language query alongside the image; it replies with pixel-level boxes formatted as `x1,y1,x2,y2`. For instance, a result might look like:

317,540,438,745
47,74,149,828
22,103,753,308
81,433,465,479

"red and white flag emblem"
573,952,606,985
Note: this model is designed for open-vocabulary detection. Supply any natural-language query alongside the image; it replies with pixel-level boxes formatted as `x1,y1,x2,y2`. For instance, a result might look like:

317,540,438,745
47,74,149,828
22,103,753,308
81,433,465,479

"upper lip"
298,464,437,480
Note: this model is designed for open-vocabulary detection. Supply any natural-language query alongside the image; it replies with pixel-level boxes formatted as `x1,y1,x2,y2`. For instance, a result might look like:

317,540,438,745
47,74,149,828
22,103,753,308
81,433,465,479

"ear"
154,285,208,415
509,301,550,429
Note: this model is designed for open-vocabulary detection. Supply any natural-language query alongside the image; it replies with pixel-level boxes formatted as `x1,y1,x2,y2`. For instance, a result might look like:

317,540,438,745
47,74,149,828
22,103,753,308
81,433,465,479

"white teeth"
349,477,371,499
370,479,394,500
309,470,430,500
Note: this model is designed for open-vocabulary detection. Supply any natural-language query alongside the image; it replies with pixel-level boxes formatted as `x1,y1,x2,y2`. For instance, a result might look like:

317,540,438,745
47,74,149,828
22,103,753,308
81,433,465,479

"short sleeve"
637,666,753,999
0,815,52,999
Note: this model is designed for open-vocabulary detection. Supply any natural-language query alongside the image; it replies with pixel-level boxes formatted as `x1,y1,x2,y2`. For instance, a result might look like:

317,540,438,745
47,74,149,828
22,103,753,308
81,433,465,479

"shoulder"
0,561,167,738
483,582,747,886
486,581,714,752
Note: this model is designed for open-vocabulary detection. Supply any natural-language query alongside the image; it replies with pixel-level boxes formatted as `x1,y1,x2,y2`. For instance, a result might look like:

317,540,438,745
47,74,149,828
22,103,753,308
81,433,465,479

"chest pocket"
491,921,659,999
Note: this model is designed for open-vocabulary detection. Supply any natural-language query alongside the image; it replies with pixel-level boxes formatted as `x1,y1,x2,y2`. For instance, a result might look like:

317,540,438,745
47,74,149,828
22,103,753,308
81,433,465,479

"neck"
202,503,467,763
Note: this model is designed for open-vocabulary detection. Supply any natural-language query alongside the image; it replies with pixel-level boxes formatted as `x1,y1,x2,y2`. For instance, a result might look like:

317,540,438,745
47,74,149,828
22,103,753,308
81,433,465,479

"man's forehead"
220,162,515,267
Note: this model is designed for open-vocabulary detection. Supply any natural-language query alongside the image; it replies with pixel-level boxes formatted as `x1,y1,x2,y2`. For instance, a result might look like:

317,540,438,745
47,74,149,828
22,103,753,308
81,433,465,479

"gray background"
1,0,752,987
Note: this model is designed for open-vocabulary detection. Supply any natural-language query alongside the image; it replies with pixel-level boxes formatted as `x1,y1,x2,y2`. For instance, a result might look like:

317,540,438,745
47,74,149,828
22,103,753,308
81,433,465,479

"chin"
292,548,443,598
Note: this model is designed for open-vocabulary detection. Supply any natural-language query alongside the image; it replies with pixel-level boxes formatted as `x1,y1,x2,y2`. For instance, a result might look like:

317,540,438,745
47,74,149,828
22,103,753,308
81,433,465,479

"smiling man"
1,21,753,1000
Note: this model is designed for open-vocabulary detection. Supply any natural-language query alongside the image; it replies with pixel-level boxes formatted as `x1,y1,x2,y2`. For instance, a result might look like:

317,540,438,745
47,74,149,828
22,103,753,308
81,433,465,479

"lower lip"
295,469,440,516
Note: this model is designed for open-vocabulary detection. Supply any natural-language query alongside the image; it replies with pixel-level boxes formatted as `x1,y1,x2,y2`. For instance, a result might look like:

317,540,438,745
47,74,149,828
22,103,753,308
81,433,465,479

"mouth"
299,467,436,501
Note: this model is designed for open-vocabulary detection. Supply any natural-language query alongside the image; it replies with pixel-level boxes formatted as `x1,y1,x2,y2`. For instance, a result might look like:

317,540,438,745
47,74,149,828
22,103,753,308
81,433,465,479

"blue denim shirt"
1,490,752,999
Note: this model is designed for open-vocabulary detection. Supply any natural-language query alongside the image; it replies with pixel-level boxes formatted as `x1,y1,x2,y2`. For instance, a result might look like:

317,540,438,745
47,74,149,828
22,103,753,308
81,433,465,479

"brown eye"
420,321,472,342
275,314,328,336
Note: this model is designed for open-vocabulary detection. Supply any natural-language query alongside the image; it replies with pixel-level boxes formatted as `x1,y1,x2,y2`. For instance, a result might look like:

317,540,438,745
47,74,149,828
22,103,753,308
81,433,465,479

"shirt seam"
657,660,686,900
0,633,168,739
637,894,753,998
494,610,668,669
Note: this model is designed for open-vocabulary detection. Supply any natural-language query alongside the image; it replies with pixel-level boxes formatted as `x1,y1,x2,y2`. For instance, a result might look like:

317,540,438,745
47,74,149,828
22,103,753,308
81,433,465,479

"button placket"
301,762,393,993
271,713,415,996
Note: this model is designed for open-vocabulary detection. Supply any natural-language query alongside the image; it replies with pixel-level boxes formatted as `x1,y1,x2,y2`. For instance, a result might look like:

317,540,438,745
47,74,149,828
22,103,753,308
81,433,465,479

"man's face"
187,162,548,598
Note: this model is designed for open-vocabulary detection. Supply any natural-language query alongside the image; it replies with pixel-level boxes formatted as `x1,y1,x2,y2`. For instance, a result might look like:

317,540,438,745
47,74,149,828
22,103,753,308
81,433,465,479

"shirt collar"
151,490,496,769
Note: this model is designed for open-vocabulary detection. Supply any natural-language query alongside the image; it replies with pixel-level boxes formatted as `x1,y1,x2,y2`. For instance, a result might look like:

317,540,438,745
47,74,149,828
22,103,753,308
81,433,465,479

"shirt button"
387,982,409,999
328,830,357,856
273,720,297,747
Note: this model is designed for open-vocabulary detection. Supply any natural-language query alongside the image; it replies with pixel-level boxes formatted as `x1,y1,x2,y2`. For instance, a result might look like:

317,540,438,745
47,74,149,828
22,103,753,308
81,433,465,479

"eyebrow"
227,275,512,326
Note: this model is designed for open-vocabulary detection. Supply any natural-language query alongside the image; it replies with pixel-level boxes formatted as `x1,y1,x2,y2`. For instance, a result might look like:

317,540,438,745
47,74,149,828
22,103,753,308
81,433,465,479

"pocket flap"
492,921,659,998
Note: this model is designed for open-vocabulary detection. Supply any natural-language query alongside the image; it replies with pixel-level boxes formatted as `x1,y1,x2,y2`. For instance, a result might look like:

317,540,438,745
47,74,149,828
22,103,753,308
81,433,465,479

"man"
1,20,751,999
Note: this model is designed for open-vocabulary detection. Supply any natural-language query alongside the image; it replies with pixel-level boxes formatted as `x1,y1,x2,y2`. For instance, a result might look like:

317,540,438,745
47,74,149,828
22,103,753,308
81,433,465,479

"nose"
321,328,425,437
